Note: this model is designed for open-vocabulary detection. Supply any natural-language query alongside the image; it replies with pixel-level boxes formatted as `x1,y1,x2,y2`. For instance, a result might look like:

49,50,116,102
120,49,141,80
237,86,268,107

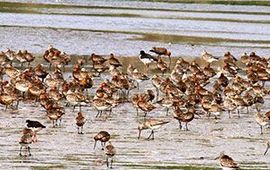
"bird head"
214,151,224,160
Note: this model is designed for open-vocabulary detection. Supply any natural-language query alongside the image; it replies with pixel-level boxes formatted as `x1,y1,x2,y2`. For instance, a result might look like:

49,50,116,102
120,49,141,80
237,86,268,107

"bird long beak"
138,129,141,139
214,156,219,160
264,146,269,155
93,140,97,149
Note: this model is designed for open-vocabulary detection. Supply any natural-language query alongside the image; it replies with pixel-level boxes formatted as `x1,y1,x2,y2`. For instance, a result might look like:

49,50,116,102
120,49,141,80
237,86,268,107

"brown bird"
157,57,169,75
76,112,86,134
19,128,34,156
108,53,122,68
173,106,195,131
104,141,116,169
90,53,107,64
215,152,239,170
150,47,171,69
94,131,111,150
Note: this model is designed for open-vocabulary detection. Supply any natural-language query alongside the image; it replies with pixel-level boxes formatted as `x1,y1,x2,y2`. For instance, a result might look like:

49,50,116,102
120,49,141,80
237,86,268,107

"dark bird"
139,50,158,74
26,120,46,129
94,131,111,150
25,120,46,142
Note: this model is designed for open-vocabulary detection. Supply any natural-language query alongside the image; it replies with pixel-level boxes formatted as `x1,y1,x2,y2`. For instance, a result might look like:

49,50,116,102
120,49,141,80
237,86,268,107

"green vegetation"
122,163,215,169
1,1,270,16
135,33,270,45
128,0,270,6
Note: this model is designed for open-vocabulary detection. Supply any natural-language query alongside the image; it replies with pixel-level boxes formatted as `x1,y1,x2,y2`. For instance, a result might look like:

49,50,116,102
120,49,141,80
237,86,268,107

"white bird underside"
140,58,154,64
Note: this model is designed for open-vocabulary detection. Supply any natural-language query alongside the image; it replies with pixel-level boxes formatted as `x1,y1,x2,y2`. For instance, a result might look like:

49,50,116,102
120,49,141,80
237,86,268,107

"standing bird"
215,152,239,170
138,119,169,140
93,131,111,150
157,58,169,75
108,53,122,68
139,50,158,74
201,50,219,63
75,112,86,134
19,128,34,156
173,106,195,131
255,111,270,134
105,141,116,169
150,47,171,69
25,120,46,142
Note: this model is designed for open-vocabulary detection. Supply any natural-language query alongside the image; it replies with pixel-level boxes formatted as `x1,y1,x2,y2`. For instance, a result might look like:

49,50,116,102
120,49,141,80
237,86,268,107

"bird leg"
206,111,210,118
155,87,159,101
185,123,189,131
260,125,263,135
237,109,240,118
101,142,105,150
16,100,20,109
110,158,113,169
262,81,266,87
106,156,109,168
147,130,154,140
77,127,80,134
28,146,31,156
166,107,169,116
60,118,63,126
19,146,22,156
144,112,148,117
228,110,231,119
137,81,140,90
81,126,84,134
95,110,100,118
93,140,97,149
73,105,76,112
178,120,182,130
22,92,25,100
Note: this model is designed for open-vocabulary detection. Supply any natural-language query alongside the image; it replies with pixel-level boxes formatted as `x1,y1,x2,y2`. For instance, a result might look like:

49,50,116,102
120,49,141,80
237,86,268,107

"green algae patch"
122,163,215,169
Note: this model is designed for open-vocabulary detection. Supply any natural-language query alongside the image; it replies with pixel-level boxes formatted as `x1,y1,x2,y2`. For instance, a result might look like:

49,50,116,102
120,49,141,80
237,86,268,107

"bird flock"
1,46,270,169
